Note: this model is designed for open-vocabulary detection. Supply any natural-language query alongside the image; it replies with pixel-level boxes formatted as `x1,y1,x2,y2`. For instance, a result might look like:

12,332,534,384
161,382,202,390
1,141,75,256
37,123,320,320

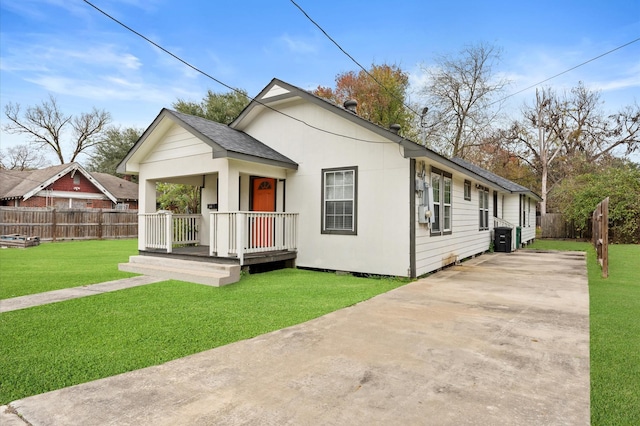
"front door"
250,177,276,248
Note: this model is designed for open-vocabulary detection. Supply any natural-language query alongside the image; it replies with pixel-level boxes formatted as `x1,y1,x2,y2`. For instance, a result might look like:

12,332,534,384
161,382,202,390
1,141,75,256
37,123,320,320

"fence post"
51,208,57,242
165,212,173,253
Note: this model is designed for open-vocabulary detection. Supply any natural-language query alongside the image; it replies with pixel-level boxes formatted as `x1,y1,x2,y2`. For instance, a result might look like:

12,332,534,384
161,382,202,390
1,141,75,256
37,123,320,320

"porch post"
217,214,230,257
237,212,245,266
165,211,173,253
138,179,157,251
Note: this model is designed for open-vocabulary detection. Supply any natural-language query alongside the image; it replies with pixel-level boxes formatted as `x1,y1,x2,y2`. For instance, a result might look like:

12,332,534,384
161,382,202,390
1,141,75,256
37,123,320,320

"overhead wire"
289,0,423,119
81,0,393,145
289,0,639,114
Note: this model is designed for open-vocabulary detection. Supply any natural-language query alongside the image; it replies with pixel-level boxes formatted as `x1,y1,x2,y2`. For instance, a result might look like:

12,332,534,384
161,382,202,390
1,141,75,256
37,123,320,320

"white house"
117,78,540,285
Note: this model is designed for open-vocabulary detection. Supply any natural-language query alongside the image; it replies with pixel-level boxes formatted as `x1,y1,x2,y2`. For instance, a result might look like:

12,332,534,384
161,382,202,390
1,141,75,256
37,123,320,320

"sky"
1,0,639,165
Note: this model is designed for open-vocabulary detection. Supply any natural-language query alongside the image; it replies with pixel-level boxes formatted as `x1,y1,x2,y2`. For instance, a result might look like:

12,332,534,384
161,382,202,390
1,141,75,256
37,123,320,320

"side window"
464,180,471,201
321,167,357,235
479,187,489,230
430,167,452,236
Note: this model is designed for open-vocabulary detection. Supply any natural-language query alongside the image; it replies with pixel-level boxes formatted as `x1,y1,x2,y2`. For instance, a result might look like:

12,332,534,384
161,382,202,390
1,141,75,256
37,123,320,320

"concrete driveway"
3,250,590,425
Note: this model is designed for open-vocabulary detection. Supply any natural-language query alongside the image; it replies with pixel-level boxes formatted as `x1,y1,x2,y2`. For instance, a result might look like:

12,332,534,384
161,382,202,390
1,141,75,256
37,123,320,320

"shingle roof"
166,109,298,168
0,163,138,202
91,172,139,201
0,164,70,199
450,157,538,195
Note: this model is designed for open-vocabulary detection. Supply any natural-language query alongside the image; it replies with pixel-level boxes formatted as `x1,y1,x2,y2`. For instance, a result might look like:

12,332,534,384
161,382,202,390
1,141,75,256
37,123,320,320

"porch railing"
140,212,201,253
210,212,298,265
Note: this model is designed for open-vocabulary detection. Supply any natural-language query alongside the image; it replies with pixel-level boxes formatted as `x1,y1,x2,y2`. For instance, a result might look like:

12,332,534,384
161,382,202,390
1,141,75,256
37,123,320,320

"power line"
493,37,640,105
81,0,394,145
289,0,423,119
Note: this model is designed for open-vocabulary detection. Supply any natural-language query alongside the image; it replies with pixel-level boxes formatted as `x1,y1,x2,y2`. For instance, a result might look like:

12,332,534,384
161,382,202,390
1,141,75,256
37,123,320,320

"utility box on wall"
494,227,512,253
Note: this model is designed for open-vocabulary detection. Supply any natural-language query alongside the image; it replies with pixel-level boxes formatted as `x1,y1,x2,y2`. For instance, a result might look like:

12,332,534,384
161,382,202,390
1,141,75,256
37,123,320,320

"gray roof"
0,163,138,202
91,172,139,201
165,109,298,169
0,164,69,199
450,157,541,199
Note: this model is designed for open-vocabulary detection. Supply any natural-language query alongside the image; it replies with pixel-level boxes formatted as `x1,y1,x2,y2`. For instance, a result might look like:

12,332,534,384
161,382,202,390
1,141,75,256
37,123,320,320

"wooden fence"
541,213,592,239
0,207,138,241
592,197,609,278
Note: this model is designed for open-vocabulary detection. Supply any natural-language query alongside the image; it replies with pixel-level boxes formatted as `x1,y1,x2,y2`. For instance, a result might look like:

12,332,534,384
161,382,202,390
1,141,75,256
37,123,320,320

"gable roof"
231,78,539,193
450,157,542,200
0,163,137,203
117,109,298,174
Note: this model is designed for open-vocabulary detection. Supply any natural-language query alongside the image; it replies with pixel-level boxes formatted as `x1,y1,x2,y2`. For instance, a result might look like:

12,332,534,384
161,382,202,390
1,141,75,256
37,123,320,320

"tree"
0,144,50,170
3,95,111,164
313,63,417,138
419,42,509,158
156,183,200,214
552,161,640,243
173,89,250,124
167,89,250,213
506,84,640,215
87,126,141,177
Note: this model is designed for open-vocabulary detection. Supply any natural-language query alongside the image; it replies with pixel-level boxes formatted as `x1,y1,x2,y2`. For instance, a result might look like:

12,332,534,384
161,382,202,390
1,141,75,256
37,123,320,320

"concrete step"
119,255,240,287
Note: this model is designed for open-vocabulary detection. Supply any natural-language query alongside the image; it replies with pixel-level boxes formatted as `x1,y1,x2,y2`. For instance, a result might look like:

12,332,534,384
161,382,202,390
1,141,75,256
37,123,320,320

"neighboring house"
117,78,540,282
0,163,138,210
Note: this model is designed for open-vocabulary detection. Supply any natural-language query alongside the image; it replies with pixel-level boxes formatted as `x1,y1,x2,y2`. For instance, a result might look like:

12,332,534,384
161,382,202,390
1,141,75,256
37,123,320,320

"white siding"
414,159,492,276
243,101,411,277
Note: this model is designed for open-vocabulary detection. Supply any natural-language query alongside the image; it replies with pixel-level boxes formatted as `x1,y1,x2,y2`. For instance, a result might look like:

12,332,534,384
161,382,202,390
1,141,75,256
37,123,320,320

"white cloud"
278,34,318,54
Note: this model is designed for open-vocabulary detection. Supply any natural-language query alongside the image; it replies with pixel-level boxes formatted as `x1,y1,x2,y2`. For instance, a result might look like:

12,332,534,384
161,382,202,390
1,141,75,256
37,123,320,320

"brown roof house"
0,163,138,210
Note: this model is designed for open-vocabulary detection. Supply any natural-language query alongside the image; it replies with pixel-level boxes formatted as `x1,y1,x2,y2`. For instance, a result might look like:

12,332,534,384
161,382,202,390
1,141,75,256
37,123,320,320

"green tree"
166,89,249,213
87,126,141,177
173,89,250,124
314,63,417,138
3,95,111,164
156,183,200,214
552,162,640,243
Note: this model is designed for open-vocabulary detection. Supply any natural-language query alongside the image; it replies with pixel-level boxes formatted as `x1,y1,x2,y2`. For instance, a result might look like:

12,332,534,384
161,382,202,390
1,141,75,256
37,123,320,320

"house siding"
241,100,411,277
414,160,492,276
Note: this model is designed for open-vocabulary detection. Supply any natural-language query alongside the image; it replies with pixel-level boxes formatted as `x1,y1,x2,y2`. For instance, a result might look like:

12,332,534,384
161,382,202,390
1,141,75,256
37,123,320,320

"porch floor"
139,246,297,266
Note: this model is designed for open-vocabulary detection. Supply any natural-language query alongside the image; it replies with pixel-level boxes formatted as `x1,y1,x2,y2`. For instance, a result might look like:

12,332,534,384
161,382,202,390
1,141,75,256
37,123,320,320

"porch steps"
118,255,241,287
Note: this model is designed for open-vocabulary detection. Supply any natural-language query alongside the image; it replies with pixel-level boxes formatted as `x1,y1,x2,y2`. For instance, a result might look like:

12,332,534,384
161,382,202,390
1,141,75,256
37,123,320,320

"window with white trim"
322,167,357,235
479,186,489,230
464,180,471,201
431,167,452,236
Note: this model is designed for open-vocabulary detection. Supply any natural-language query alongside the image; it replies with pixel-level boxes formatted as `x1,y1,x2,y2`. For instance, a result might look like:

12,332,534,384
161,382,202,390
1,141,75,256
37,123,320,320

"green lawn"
0,239,138,299
528,240,640,425
0,263,406,404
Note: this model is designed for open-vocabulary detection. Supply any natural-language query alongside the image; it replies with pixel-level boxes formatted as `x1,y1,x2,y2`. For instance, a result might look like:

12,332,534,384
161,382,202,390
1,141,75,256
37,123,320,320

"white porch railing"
140,212,201,253
210,212,298,265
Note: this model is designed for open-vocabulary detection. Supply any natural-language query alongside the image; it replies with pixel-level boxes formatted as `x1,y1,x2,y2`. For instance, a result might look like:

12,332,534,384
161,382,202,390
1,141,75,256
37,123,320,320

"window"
431,167,452,236
464,180,471,201
479,186,489,230
322,167,357,234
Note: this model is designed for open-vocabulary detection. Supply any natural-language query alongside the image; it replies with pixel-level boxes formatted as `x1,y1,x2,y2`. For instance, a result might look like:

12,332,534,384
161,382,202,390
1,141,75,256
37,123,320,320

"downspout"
409,158,416,278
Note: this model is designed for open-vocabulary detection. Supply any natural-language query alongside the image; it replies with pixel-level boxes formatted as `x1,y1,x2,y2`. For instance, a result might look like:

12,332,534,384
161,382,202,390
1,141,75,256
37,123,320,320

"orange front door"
250,177,276,248
251,178,276,212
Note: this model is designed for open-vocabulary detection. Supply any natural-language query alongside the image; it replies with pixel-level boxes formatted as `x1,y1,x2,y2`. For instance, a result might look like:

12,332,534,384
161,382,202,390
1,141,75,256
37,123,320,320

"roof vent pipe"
343,99,358,113
389,123,401,134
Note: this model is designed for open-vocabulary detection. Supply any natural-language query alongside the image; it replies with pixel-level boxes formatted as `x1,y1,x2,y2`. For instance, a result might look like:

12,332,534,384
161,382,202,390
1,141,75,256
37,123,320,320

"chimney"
343,99,358,114
389,124,401,134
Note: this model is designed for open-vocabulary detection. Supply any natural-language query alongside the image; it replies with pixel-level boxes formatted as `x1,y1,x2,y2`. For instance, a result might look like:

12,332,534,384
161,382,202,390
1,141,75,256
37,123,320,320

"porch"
139,211,299,267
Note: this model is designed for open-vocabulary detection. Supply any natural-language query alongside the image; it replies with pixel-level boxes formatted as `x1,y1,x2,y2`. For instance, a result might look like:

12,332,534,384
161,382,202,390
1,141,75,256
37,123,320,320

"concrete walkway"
0,275,164,313
1,250,590,425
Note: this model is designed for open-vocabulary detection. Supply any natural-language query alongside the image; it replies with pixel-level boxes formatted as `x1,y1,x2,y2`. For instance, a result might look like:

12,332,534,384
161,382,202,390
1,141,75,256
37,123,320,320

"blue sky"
1,0,639,164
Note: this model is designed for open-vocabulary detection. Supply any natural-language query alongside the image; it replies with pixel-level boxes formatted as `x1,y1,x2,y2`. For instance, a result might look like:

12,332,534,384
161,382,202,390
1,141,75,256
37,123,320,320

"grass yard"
0,265,407,404
528,240,640,425
0,239,138,299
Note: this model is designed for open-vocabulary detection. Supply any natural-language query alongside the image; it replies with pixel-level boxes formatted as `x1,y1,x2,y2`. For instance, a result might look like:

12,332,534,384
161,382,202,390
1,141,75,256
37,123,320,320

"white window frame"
479,186,489,230
321,166,357,235
431,167,452,236
464,180,471,201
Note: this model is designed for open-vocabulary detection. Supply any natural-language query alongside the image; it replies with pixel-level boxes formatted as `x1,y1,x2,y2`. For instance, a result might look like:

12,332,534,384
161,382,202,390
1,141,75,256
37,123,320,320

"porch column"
138,179,157,251
215,161,239,257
